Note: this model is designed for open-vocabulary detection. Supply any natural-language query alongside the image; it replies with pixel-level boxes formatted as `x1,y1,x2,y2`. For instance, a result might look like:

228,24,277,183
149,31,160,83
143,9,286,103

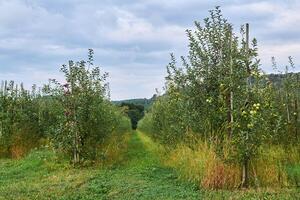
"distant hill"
112,95,157,129
267,72,300,87
112,95,157,110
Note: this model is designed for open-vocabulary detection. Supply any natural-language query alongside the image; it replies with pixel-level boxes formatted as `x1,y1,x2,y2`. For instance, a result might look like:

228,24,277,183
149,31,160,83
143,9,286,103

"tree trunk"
295,73,299,140
295,98,298,140
286,91,290,123
227,25,234,138
242,23,250,188
242,157,249,188
226,92,234,137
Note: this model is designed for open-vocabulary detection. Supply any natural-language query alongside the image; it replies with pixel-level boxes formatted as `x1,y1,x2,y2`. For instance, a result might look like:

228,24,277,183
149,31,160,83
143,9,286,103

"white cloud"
259,43,300,71
0,0,299,100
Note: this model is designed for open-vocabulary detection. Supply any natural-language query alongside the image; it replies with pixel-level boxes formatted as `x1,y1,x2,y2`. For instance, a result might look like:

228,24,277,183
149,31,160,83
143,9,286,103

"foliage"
113,94,157,110
138,7,300,188
0,50,131,163
47,50,132,163
120,102,144,130
0,81,55,158
0,5,299,194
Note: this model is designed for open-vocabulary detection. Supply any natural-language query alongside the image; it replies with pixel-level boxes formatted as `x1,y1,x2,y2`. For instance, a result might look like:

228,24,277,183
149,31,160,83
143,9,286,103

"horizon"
1,0,300,100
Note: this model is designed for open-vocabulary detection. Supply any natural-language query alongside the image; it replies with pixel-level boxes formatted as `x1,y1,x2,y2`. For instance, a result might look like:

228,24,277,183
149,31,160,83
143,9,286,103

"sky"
0,0,299,100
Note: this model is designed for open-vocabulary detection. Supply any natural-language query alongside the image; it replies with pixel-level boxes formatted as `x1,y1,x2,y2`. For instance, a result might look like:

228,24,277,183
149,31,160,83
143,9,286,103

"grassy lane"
0,132,200,200
0,131,299,200
68,131,202,200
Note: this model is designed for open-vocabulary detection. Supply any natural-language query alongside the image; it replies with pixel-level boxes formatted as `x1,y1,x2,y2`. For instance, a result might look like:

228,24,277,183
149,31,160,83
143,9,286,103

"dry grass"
253,145,300,187
162,135,300,189
97,132,131,167
164,141,241,189
10,131,40,159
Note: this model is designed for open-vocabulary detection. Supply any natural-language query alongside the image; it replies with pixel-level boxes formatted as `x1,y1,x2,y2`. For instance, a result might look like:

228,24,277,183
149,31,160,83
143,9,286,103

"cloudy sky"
0,0,299,100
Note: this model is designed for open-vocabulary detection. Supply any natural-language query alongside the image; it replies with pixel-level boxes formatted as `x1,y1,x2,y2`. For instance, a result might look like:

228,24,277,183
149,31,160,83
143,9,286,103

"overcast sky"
0,0,299,100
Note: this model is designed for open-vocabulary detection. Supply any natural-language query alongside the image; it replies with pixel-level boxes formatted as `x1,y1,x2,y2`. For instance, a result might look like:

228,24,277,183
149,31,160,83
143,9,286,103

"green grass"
287,164,300,187
0,131,299,200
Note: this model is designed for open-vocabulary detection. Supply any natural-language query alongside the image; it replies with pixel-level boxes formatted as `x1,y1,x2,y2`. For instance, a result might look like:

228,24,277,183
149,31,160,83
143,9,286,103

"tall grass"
253,145,300,187
96,132,131,167
164,141,241,189
159,133,300,190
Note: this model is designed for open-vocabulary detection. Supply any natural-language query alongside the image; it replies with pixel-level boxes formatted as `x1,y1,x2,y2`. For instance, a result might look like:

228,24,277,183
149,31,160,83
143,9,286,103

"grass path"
72,131,202,200
0,131,201,200
1,131,299,199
